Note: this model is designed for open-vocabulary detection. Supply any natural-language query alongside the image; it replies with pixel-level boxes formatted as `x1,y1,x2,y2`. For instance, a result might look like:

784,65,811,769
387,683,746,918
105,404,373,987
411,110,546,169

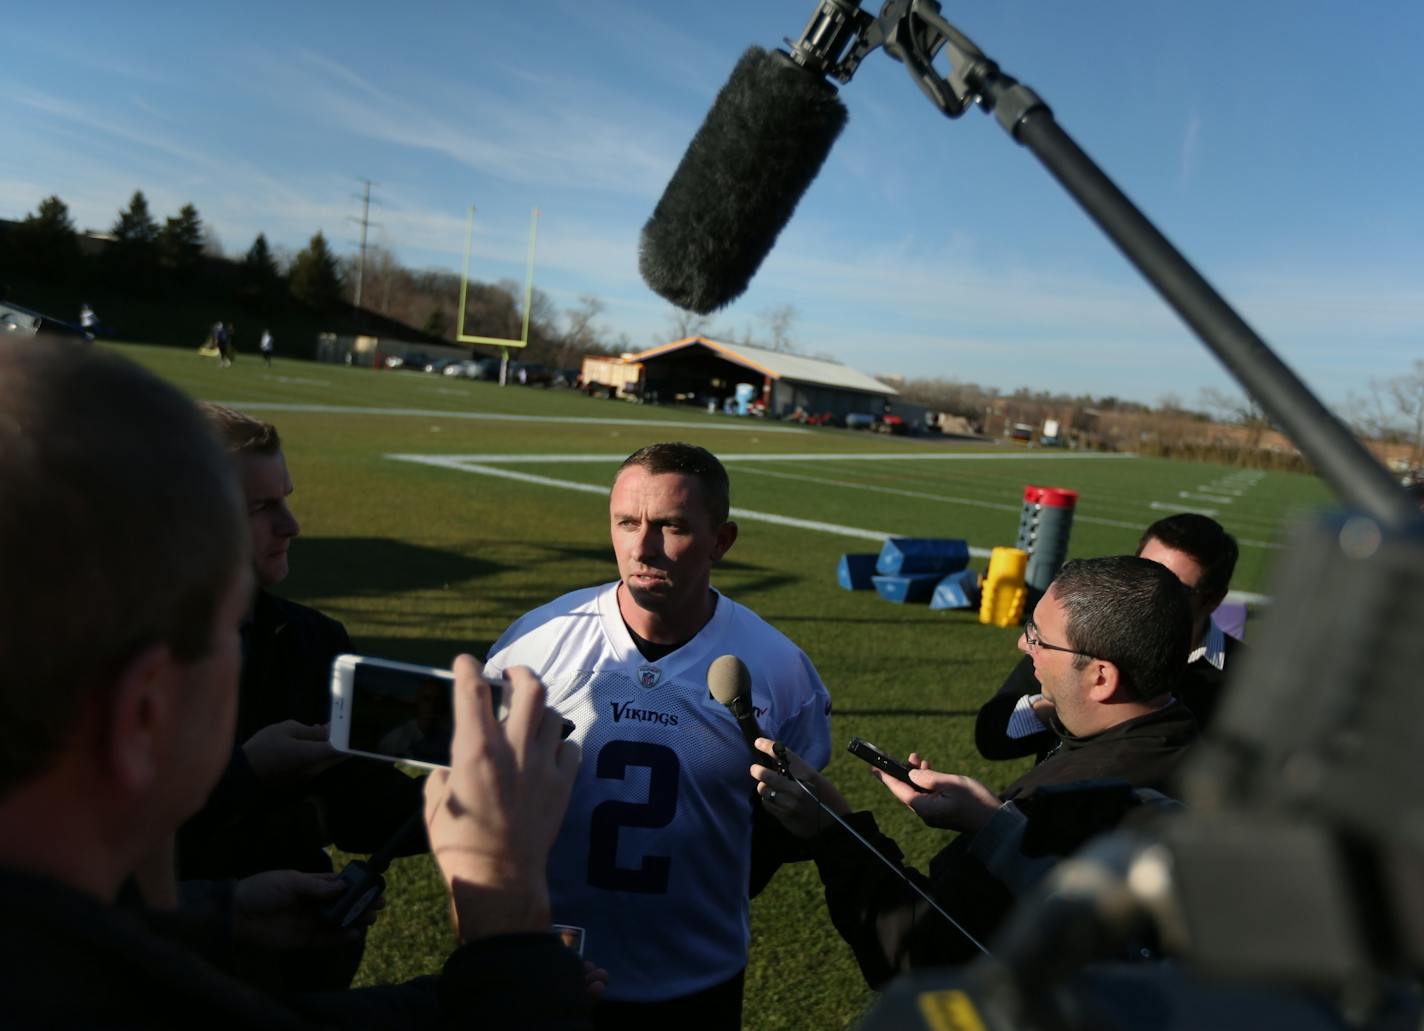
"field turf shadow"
281,537,506,600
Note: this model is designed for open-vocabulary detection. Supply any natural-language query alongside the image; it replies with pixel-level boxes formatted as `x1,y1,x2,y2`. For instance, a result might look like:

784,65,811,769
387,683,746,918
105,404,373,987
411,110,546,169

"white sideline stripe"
386,454,1278,601
384,450,1139,464
386,454,993,558
1150,501,1217,516
212,402,811,434
389,452,1283,551
1179,491,1234,504
737,465,1156,533
1225,589,1270,606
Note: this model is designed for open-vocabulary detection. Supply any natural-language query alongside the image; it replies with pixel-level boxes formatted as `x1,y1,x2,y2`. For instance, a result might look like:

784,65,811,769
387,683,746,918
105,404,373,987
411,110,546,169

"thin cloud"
246,48,679,198
1179,111,1201,186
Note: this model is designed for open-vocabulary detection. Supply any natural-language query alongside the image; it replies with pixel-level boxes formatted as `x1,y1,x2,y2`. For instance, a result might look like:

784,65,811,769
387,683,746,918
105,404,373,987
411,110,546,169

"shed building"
629,336,896,422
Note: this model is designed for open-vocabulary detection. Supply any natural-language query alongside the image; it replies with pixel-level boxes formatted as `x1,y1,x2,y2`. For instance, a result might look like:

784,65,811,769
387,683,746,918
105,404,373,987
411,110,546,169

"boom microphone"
639,46,848,314
707,654,781,769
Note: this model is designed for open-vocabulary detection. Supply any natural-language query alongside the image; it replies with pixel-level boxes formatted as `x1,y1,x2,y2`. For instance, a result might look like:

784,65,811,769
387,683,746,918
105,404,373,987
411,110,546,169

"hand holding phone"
328,655,574,770
847,737,931,793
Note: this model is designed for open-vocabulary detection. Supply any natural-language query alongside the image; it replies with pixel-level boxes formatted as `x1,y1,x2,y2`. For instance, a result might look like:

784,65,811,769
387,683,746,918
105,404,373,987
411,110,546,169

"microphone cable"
771,743,991,957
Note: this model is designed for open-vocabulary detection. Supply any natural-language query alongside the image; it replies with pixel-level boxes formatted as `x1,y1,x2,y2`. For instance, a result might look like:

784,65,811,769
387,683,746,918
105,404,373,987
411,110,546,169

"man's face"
1017,586,1091,723
239,450,300,587
1138,538,1212,634
610,466,733,618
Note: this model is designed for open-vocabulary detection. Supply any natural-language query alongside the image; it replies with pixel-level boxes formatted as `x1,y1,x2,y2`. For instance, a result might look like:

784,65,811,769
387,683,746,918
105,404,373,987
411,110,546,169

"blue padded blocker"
876,538,971,576
930,569,982,610
838,553,880,591
872,573,942,604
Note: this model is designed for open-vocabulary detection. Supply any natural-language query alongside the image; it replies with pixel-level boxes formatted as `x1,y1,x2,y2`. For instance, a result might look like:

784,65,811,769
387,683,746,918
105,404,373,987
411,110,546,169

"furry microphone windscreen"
639,47,848,315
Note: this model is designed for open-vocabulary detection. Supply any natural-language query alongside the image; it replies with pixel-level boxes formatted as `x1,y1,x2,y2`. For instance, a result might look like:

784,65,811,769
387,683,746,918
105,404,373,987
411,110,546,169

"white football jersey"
485,582,832,1002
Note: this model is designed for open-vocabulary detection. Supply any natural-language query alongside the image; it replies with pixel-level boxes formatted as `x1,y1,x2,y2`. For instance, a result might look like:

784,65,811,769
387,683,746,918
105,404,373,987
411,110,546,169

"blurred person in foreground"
752,556,1195,987
0,339,590,1028
977,512,1242,763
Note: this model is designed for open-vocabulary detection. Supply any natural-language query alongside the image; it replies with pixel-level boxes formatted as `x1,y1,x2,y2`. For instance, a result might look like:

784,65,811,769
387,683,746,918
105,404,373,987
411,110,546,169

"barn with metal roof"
627,336,896,422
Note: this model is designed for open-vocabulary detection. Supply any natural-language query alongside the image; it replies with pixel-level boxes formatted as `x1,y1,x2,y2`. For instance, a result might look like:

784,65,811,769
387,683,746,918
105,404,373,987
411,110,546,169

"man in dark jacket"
0,341,590,1028
976,512,1244,762
174,405,427,990
750,556,1196,987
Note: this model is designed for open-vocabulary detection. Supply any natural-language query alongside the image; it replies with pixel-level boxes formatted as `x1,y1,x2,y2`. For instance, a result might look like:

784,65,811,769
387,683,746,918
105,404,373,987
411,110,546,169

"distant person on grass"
260,328,274,367
483,442,832,1031
177,404,425,990
0,339,592,1028
79,302,99,339
752,555,1197,986
976,511,1243,763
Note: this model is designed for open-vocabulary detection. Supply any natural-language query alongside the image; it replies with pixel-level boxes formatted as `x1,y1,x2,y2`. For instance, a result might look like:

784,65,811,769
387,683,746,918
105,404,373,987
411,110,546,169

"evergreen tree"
288,231,343,310
109,190,160,290
158,203,205,281
12,195,79,281
237,232,282,306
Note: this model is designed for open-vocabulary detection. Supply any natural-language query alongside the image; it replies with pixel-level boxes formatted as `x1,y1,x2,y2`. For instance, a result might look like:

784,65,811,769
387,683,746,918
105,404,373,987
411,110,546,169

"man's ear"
711,520,738,563
104,644,178,793
1085,659,1123,704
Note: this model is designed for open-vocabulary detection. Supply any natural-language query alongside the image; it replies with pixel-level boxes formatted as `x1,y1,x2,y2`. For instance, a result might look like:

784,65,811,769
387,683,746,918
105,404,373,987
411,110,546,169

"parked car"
509,361,553,386
444,357,501,380
384,352,432,371
424,358,456,374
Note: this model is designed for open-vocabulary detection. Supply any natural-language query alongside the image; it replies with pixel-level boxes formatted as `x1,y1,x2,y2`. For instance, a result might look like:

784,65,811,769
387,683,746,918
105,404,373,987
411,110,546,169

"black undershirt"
622,590,718,661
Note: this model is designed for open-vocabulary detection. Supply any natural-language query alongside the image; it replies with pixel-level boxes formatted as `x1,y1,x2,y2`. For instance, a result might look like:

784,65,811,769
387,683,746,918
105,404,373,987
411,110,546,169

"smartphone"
847,737,931,793
329,654,572,770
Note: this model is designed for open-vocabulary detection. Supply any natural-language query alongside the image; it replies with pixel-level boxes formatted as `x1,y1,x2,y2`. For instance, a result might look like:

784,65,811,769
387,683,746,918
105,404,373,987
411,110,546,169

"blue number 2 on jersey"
587,740,681,894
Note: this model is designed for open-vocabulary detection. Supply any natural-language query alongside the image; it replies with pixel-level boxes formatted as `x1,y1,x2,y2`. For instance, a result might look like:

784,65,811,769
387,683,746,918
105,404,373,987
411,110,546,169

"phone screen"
348,664,458,766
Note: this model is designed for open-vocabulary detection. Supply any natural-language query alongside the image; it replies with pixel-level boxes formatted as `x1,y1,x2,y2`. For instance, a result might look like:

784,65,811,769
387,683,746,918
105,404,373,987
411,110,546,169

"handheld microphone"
639,46,849,314
707,654,784,770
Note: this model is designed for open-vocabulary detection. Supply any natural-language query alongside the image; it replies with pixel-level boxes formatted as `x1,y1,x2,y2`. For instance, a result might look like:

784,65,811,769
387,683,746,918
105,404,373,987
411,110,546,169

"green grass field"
117,342,1332,1029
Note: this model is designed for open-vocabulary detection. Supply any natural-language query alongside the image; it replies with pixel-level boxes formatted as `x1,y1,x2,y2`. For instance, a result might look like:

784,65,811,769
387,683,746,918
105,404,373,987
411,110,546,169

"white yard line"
1179,491,1234,504
387,454,989,555
388,451,1281,550
1150,500,1218,517
385,453,1275,603
384,450,1138,464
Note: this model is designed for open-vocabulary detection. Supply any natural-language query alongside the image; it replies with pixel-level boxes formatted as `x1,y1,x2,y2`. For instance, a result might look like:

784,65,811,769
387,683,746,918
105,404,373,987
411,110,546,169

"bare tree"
1198,385,1269,449
665,307,715,342
559,293,607,369
1351,360,1424,471
759,303,799,353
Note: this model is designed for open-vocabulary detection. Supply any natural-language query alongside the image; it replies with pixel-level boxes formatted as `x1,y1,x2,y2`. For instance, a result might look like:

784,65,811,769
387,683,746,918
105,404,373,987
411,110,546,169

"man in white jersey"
484,442,832,1030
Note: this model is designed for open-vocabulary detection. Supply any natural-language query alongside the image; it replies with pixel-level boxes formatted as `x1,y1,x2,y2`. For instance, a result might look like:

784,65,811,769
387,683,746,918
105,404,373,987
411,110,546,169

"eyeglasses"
1023,616,1085,657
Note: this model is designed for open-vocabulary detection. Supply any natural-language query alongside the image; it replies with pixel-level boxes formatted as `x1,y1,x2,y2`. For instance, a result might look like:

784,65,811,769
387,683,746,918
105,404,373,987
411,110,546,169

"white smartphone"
329,655,576,770
328,655,480,770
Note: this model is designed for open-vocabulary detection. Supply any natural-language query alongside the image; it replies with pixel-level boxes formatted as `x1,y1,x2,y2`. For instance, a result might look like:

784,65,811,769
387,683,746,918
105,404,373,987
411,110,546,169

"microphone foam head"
707,653,752,706
639,47,848,314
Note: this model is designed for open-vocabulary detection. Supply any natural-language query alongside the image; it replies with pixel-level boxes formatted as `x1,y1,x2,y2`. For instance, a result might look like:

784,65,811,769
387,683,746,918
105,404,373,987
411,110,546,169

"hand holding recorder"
871,750,1002,835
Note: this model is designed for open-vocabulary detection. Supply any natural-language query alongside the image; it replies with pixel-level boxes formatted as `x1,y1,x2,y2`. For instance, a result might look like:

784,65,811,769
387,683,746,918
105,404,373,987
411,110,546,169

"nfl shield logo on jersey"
636,664,662,689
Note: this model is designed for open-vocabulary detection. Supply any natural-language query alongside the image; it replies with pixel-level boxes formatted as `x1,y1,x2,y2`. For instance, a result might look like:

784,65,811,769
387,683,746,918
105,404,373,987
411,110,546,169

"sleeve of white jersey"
482,620,524,681
774,650,833,772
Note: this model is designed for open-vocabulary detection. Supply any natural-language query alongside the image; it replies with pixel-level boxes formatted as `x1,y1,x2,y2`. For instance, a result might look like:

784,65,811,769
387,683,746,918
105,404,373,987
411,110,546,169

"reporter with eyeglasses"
747,556,1198,986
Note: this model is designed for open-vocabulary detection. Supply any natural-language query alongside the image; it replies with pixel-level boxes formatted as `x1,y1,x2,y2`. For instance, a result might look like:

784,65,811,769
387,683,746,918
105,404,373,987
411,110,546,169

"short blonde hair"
199,402,282,455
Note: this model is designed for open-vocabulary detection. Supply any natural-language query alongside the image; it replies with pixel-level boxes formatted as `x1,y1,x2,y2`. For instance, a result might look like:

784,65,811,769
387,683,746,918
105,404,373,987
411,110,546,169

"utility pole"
349,178,380,311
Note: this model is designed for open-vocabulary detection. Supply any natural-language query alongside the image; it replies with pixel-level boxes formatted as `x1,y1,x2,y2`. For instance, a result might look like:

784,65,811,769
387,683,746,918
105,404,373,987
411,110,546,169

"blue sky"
7,1,1422,407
